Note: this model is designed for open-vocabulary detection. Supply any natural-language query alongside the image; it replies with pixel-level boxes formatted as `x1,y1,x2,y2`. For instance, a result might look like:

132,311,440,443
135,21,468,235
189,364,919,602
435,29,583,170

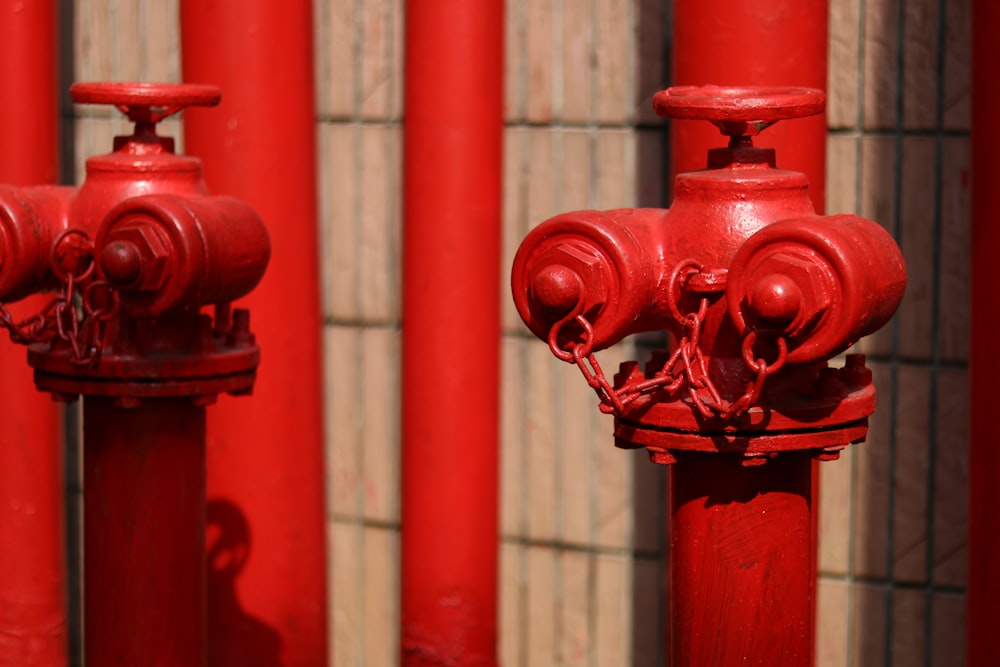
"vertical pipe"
0,0,58,185
401,1,503,665
180,4,328,666
968,0,999,662
0,2,66,665
671,453,813,665
669,2,827,662
671,0,828,214
83,398,206,667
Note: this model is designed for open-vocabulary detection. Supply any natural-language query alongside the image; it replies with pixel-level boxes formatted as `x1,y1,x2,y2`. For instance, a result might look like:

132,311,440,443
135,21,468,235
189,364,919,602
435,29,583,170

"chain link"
0,229,119,365
546,259,788,420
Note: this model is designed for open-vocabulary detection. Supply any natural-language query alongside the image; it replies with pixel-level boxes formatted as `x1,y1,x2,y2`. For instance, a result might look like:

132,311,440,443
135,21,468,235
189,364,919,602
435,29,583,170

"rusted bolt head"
746,250,832,336
529,241,608,315
100,218,171,291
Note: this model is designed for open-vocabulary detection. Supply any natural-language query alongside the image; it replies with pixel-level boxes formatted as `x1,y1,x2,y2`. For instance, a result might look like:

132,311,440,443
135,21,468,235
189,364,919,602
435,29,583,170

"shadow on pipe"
206,499,283,667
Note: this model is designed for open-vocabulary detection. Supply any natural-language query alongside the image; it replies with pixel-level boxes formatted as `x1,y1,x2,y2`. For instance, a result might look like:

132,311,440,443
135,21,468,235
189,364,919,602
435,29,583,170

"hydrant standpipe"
0,83,270,667
512,86,906,664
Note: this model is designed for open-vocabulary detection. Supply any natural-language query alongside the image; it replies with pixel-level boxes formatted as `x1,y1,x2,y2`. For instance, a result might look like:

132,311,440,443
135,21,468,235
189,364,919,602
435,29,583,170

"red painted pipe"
0,0,58,185
671,453,812,665
0,2,66,665
180,4,328,666
401,1,503,665
83,398,206,667
670,1,827,663
671,0,827,214
969,0,999,661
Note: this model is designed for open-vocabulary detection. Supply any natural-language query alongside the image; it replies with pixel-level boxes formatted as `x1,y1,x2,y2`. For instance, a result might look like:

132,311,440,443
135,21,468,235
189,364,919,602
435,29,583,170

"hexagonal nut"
745,250,834,337
102,219,172,291
528,240,609,315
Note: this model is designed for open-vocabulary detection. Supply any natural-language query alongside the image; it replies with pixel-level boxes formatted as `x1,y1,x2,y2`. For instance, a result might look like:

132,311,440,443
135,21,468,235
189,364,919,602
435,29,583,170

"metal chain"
0,229,119,365
546,259,788,420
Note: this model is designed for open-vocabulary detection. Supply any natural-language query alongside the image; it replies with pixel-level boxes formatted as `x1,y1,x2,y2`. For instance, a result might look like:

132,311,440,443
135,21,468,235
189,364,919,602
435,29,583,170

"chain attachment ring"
742,329,788,375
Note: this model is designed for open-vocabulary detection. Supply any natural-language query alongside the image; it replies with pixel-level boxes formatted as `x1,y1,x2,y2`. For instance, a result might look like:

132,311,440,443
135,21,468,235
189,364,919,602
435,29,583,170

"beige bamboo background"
68,0,969,664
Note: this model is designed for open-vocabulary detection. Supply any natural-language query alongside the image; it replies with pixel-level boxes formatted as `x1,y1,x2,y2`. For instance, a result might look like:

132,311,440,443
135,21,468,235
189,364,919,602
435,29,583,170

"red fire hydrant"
0,83,269,667
512,86,906,665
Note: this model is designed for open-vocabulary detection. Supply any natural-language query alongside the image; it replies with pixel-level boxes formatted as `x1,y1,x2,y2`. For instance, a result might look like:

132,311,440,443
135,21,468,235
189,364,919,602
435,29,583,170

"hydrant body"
0,82,270,666
511,87,906,663
513,87,905,462
8,83,271,402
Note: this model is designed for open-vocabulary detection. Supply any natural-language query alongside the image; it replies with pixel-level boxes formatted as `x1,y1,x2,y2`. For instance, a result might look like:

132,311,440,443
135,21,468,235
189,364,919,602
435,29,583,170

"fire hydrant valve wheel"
70,82,221,123
653,85,825,137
